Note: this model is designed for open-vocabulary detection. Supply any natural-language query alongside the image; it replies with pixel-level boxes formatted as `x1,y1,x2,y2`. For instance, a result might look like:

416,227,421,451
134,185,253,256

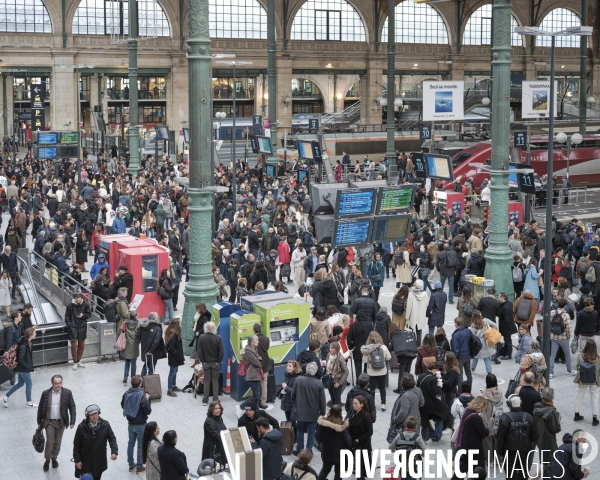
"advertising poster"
422,81,464,121
521,81,558,118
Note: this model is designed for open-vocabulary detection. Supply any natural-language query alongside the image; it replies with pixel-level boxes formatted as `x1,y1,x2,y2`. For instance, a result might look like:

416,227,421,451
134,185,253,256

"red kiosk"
98,234,158,281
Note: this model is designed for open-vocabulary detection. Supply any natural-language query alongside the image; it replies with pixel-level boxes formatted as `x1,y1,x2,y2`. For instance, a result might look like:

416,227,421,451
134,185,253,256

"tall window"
538,8,581,48
0,0,52,33
209,0,267,39
463,5,522,46
291,0,366,42
73,0,170,36
381,0,448,44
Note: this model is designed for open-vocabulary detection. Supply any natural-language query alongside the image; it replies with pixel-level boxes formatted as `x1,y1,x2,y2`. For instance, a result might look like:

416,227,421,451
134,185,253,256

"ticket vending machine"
253,297,311,384
240,291,292,312
117,245,170,318
230,310,262,401
433,190,465,217
98,234,158,281
212,301,242,384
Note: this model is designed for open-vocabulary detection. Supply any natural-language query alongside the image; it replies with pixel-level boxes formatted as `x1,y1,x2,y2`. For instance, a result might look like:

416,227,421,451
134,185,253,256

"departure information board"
36,147,58,159
38,132,58,145
257,136,272,154
376,186,415,214
425,154,454,181
332,218,372,247
335,189,376,218
371,216,411,243
60,132,78,144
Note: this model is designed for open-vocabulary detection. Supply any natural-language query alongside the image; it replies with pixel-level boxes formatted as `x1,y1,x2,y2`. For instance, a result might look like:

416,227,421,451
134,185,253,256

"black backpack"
550,311,565,335
103,299,118,323
445,250,458,268
505,412,532,451
579,360,596,384
469,331,483,358
394,251,405,266
394,432,423,461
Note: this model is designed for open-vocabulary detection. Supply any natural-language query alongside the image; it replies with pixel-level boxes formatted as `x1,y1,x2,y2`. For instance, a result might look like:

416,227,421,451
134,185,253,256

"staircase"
321,101,361,128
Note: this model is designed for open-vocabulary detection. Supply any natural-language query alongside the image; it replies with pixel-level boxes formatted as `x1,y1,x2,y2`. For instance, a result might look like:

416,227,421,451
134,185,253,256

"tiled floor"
1,213,599,478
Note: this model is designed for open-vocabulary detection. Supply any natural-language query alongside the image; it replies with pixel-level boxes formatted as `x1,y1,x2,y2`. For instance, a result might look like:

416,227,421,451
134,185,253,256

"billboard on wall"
422,81,465,121
521,81,558,119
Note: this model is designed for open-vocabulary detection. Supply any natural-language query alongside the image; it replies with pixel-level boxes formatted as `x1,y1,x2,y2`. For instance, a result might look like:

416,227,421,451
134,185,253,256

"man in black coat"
73,404,118,479
496,395,538,480
517,372,542,415
0,245,19,299
498,292,517,360
112,266,134,303
37,374,76,471
66,292,92,370
347,309,375,376
436,243,458,304
344,373,376,423
238,404,280,441
477,288,501,322
253,323,271,408
297,339,324,379
196,322,224,405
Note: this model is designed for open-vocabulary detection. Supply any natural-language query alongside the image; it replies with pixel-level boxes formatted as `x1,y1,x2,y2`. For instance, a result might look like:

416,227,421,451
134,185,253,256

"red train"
442,135,600,192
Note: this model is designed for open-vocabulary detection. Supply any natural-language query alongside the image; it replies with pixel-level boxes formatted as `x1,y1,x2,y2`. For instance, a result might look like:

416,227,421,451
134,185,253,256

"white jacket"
291,247,306,268
405,288,430,331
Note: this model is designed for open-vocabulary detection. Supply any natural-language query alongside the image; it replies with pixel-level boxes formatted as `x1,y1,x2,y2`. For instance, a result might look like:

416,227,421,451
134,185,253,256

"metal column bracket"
530,0,543,55
283,0,290,51
456,0,468,55
374,0,384,53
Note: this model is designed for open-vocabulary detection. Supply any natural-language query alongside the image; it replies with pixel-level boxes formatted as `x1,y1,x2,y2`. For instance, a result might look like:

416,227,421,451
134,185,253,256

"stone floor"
1,212,600,479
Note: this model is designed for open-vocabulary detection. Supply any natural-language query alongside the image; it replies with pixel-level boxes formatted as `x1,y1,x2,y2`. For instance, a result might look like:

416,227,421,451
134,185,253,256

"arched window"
291,0,366,42
73,0,170,36
463,5,522,46
0,0,52,33
209,0,267,39
538,8,581,48
381,0,448,44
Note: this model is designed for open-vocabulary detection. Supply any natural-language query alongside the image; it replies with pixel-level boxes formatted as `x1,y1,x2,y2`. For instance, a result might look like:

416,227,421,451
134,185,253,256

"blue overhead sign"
38,132,58,145
36,147,58,159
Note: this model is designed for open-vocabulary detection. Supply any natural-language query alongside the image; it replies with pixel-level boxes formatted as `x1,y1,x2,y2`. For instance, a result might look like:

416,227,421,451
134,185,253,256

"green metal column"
62,0,67,48
579,0,588,135
385,0,396,170
128,0,140,176
181,0,217,354
483,0,514,299
266,0,278,166
2,73,8,140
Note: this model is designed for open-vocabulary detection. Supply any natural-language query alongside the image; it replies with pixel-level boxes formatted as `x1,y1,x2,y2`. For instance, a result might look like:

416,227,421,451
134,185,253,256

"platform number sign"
309,118,319,133
253,115,262,126
514,131,527,148
518,171,536,194
420,125,431,140
412,153,427,179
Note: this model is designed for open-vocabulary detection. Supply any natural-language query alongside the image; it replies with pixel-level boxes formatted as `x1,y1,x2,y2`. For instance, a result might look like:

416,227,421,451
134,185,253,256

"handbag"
371,274,381,282
114,322,126,352
463,303,475,317
237,357,247,376
32,426,45,453
484,326,502,346
322,373,332,389
571,337,578,355
336,290,344,303
505,371,521,399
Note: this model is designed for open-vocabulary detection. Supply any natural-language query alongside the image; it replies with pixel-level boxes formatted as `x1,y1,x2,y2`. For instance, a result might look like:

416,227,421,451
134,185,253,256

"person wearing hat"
496,394,538,480
265,249,278,287
73,404,118,480
90,253,110,281
66,289,92,370
237,402,280,443
113,265,134,303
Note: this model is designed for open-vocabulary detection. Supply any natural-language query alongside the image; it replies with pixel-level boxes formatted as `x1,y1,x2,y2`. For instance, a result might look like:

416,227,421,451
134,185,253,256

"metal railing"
533,186,590,208
16,252,47,325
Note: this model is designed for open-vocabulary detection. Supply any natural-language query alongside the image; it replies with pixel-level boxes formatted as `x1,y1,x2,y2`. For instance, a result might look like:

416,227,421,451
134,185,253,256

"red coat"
552,255,563,284
277,241,291,264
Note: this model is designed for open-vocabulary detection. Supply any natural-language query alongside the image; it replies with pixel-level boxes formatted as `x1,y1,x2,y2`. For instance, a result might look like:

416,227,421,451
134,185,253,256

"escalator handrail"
17,254,48,325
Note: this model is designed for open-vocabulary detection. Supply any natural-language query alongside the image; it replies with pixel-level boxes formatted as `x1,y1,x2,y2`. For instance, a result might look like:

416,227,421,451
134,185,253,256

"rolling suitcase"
280,421,295,455
389,352,399,371
142,354,162,400
341,304,352,316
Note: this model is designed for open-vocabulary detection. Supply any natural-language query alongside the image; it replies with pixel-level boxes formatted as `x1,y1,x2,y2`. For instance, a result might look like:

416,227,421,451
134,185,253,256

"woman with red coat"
277,238,291,282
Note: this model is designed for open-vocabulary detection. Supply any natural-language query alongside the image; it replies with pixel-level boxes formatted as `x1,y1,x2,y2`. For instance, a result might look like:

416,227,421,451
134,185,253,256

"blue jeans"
146,228,154,238
105,225,112,235
168,366,178,390
471,357,492,373
124,359,136,377
296,421,317,451
241,380,261,411
7,371,32,402
550,339,572,375
440,275,454,303
166,217,173,229
127,423,145,468
141,355,157,376
163,299,174,324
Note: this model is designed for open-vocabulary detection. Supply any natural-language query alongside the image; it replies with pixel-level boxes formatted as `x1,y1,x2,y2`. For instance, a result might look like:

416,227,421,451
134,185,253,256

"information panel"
335,189,376,218
256,136,272,154
297,141,314,160
372,215,412,243
425,154,453,181
376,186,415,215
36,147,58,159
38,132,58,145
332,218,372,248
60,132,78,144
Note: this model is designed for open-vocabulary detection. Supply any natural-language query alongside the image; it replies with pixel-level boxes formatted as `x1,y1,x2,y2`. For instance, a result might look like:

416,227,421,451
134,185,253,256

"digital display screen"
182,128,190,143
58,145,78,158
266,165,275,177
297,169,307,183
36,147,57,159
257,136,272,154
336,189,376,217
297,141,314,160
157,126,170,141
372,216,411,243
508,164,518,188
60,132,78,144
271,331,281,342
333,218,372,247
425,154,454,181
377,186,414,214
38,132,58,145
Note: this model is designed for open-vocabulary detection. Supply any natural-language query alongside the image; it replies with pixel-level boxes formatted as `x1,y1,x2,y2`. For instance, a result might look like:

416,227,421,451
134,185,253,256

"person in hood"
450,382,474,443
256,417,283,480
481,373,503,457
405,280,430,346
90,253,109,281
140,312,163,377
544,430,590,479
66,291,92,371
426,281,447,335
283,448,318,480
264,249,278,286
113,265,134,303
315,404,351,480
533,387,561,467
121,375,152,473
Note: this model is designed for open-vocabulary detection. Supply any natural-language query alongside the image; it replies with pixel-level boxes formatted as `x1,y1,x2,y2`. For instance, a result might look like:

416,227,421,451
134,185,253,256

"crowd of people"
0,146,598,479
